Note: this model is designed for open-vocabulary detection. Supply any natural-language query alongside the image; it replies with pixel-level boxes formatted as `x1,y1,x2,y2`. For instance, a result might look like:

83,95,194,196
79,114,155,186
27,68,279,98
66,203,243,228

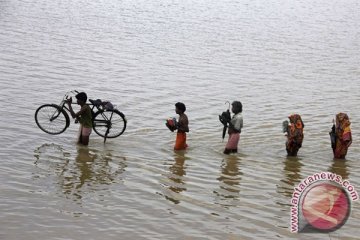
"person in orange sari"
330,113,352,159
283,114,304,156
166,102,189,151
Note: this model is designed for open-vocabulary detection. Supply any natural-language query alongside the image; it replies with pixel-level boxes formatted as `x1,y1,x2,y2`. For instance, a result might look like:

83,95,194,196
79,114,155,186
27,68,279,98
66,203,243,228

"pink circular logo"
301,182,350,232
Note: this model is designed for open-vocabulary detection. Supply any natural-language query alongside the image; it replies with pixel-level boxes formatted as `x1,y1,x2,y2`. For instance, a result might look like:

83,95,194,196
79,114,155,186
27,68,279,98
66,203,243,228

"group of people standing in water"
166,101,243,154
67,92,352,160
282,112,352,159
166,100,352,160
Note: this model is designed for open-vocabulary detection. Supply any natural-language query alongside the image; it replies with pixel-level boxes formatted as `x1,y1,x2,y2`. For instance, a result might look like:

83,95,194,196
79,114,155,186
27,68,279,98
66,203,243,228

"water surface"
0,0,359,239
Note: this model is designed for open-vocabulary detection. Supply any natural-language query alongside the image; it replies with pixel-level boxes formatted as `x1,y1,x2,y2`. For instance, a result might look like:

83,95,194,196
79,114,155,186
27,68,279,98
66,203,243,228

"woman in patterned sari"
283,114,304,156
330,113,352,159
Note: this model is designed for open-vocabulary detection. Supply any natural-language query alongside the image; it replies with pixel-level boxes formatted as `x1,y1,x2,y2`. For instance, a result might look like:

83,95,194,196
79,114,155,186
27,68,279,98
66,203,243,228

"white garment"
231,113,243,132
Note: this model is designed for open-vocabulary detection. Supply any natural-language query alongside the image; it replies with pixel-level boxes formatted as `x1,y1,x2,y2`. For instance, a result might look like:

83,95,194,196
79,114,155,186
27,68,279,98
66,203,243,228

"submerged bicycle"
35,90,127,143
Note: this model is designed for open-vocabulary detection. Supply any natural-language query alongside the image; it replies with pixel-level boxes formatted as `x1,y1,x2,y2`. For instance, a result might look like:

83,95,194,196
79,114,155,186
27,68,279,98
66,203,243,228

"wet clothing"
174,113,189,150
78,105,93,128
78,125,92,142
331,113,352,159
224,133,240,154
285,114,304,156
224,113,243,154
79,125,92,137
174,132,188,150
229,113,243,133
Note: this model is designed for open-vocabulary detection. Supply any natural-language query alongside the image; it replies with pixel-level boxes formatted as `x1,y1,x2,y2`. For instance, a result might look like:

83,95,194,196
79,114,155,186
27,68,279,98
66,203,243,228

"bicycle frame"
53,91,117,141
35,90,126,142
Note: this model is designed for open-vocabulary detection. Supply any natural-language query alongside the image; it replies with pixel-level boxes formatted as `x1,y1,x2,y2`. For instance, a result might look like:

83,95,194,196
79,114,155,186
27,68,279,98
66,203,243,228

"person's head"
231,101,242,114
75,92,87,105
336,112,350,128
175,102,186,114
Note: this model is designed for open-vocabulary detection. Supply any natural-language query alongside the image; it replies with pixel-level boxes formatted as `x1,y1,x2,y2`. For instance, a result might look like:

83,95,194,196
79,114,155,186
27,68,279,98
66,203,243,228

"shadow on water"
214,154,242,208
162,151,188,204
33,143,127,203
278,156,303,198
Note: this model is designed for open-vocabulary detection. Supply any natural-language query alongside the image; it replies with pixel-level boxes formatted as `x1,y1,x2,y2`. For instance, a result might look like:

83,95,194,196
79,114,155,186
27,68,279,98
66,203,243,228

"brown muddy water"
0,0,359,239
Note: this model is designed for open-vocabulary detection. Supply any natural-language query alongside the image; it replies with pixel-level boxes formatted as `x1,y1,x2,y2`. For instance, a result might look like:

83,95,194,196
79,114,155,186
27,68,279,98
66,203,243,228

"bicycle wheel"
35,104,70,135
93,110,126,138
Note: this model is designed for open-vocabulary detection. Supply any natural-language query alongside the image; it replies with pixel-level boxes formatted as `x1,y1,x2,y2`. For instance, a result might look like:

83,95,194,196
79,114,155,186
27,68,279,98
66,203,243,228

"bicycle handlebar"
63,90,79,100
57,90,79,106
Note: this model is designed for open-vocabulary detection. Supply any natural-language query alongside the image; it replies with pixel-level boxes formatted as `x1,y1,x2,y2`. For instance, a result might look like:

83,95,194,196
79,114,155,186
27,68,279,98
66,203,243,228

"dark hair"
232,101,242,114
75,92,87,102
175,102,186,113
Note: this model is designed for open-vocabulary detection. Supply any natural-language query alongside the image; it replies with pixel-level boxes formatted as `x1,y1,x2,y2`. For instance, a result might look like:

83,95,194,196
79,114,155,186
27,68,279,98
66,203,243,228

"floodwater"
0,0,359,239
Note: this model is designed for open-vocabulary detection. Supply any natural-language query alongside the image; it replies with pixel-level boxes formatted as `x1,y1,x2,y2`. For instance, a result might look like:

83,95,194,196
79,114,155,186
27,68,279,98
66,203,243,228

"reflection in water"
34,144,127,202
61,146,127,201
278,157,303,198
169,153,187,193
329,159,349,180
163,152,187,204
214,155,242,207
60,146,96,200
63,147,96,196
